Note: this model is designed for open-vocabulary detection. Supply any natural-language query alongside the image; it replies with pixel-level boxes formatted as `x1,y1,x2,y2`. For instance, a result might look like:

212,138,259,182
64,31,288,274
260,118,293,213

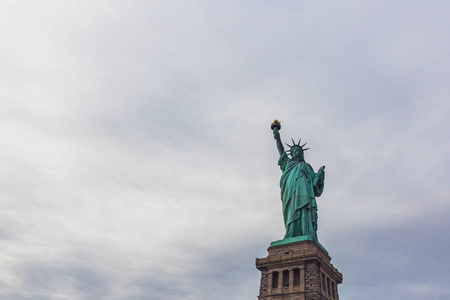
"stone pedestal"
256,239,342,300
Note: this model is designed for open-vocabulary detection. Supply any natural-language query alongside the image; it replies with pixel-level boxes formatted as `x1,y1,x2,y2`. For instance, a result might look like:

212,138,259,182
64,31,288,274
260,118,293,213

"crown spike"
285,138,310,155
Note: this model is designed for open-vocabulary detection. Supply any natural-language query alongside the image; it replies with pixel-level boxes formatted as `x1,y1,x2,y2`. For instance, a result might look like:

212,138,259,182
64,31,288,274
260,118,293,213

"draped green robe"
278,152,324,241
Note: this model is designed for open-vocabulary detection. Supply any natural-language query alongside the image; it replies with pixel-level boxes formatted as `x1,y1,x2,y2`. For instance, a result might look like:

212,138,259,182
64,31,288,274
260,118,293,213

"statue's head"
286,138,309,161
290,146,304,161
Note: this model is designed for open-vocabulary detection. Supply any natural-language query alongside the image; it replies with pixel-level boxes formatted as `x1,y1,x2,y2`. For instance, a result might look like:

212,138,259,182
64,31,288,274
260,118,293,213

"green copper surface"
272,120,326,243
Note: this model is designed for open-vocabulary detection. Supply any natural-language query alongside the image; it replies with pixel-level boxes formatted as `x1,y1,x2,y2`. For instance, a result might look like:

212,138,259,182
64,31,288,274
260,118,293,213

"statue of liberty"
271,120,325,242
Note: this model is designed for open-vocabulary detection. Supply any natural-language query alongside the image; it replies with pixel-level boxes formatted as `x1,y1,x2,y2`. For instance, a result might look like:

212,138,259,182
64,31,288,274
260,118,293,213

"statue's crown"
285,138,309,154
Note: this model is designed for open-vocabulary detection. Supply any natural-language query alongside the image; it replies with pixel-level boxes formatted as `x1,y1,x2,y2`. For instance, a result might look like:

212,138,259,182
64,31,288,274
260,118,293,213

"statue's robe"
278,152,324,241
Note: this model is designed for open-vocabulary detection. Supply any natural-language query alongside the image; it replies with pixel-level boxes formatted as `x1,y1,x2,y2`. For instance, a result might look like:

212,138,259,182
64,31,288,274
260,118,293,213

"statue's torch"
271,119,281,131
271,119,281,141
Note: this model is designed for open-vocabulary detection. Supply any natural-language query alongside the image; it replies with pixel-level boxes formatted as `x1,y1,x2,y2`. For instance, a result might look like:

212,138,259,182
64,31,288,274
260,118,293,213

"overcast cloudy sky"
1,1,450,299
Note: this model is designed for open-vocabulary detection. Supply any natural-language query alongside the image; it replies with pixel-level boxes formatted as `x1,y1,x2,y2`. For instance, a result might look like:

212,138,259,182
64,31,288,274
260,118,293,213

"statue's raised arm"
271,120,284,156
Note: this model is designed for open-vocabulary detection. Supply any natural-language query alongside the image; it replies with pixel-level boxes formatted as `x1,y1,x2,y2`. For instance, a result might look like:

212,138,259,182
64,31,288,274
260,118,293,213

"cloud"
1,1,450,299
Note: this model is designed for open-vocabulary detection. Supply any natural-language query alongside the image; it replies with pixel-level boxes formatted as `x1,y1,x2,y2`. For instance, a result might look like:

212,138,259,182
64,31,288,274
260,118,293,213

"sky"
1,1,450,299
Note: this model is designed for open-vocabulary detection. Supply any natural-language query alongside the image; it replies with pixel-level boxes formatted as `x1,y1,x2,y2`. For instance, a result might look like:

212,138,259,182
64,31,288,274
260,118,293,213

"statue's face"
291,147,304,160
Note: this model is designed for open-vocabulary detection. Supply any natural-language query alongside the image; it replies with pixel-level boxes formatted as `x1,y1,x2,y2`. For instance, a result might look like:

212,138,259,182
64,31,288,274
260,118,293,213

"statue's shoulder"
303,162,314,171
278,152,290,167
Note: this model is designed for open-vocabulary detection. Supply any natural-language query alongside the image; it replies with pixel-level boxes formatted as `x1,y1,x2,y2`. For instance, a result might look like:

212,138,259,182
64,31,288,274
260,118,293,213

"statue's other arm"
273,127,285,156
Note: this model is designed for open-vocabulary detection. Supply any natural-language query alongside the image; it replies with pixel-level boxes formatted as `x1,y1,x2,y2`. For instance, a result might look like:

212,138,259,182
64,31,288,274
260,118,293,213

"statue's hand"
273,128,280,140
